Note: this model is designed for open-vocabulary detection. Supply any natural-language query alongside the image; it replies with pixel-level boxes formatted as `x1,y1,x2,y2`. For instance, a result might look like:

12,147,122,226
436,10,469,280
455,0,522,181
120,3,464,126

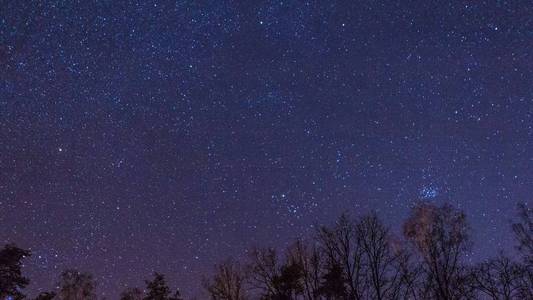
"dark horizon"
2,202,531,299
1,1,531,299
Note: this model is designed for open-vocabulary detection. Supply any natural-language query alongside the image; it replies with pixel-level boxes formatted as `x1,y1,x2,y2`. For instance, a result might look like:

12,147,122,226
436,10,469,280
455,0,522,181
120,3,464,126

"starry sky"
1,0,532,298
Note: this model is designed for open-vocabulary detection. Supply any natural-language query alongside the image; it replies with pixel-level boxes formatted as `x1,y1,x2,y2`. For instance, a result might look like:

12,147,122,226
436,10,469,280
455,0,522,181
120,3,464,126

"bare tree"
394,247,424,300
514,265,533,299
356,213,404,300
510,202,533,299
247,247,281,298
203,259,247,300
470,254,526,300
247,247,304,300
56,269,97,300
512,203,532,263
403,203,472,300
286,239,324,300
318,214,365,300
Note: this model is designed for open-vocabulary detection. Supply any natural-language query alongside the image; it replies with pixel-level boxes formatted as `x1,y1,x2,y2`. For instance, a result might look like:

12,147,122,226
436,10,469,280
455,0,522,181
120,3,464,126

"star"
420,186,439,200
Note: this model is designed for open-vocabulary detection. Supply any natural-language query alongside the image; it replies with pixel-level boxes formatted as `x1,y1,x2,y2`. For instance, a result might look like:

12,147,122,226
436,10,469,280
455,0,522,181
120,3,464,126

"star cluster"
0,1,532,298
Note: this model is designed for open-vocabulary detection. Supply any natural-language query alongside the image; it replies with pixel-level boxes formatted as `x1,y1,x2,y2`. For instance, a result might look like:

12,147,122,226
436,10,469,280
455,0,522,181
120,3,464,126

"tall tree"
512,202,532,263
247,247,305,300
394,247,423,300
318,214,366,300
403,203,472,300
56,269,97,300
247,247,280,298
511,202,533,299
318,262,346,299
0,244,31,300
203,259,247,300
271,261,304,299
286,239,324,300
144,273,182,300
356,213,403,300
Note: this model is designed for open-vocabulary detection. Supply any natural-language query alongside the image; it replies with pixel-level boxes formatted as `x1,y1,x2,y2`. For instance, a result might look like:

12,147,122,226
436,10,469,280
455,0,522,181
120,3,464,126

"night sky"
1,1,532,298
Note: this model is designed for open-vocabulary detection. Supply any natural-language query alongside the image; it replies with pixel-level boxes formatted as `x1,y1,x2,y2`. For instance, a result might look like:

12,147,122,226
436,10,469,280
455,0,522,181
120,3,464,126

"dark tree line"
0,252,182,300
202,203,532,300
1,202,531,300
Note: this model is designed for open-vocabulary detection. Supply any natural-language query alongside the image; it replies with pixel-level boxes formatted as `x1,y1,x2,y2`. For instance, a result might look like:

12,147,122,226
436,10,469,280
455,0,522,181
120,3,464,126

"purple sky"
1,1,531,298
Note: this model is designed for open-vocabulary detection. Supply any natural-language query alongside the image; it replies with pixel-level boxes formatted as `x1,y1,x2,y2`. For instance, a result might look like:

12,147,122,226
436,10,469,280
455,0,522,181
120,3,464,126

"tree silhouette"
470,254,527,300
394,247,423,300
56,269,97,300
318,262,346,299
356,213,403,300
271,261,304,299
120,288,144,300
144,272,182,300
512,203,532,263
4,202,533,299
248,247,308,299
203,259,247,300
247,247,280,298
318,214,365,300
403,203,472,300
0,244,31,300
509,202,533,298
286,239,324,300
